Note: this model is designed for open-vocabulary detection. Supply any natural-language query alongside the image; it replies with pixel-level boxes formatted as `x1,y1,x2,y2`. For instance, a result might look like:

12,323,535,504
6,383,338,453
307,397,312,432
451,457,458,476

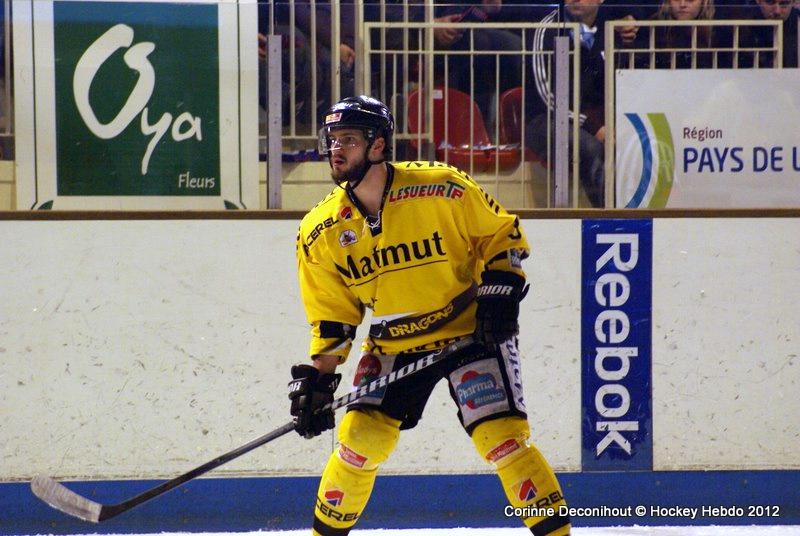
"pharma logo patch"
456,370,506,410
53,1,220,196
324,488,344,507
513,479,538,502
620,113,674,208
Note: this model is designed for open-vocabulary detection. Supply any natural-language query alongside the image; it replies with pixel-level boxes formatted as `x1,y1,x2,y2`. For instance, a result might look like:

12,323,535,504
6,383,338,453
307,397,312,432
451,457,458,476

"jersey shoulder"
392,160,482,191
299,186,354,252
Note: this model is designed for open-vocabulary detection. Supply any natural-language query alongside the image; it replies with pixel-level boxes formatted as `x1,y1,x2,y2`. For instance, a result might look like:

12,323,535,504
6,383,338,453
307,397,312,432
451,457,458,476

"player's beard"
330,152,371,187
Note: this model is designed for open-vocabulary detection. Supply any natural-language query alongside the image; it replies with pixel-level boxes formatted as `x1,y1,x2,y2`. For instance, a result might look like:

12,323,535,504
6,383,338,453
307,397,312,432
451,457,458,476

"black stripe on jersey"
368,283,477,339
530,513,571,535
312,515,353,536
318,321,357,340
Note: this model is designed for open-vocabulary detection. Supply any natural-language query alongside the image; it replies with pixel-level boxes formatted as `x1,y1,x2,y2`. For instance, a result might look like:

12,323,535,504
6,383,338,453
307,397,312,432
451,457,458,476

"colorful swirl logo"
622,113,675,208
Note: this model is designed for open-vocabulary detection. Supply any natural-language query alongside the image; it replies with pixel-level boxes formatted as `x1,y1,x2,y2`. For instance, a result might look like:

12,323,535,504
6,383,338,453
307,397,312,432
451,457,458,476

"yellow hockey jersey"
296,161,530,361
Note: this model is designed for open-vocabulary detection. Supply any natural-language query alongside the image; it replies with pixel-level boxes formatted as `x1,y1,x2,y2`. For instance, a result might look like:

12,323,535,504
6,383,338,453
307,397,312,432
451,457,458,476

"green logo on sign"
54,2,220,196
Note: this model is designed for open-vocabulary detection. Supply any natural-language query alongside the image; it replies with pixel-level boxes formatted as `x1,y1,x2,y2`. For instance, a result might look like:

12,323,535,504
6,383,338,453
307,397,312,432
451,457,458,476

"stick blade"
31,475,102,523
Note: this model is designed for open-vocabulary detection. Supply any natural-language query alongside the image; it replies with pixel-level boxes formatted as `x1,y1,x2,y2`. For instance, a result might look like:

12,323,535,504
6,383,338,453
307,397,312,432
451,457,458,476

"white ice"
84,527,800,536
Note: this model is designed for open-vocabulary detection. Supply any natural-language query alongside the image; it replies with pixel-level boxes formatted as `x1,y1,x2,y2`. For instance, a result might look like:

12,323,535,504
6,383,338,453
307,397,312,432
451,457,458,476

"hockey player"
289,95,571,536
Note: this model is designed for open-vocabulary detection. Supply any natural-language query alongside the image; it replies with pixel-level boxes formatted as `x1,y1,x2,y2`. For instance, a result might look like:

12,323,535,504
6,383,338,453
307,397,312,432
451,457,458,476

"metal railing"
267,1,586,207
1,0,12,158
362,20,582,207
1,3,791,208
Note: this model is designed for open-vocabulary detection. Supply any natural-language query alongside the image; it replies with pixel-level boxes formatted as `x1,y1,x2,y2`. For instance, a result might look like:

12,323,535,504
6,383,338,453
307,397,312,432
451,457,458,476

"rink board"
1,215,798,533
3,471,800,533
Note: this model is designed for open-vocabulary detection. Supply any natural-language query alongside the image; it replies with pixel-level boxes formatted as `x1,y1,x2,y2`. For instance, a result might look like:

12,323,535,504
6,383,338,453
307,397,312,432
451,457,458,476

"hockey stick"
31,336,474,523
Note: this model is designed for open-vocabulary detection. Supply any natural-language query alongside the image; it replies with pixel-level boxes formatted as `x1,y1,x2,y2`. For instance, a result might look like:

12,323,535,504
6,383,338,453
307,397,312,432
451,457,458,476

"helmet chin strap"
335,139,384,191
345,157,385,191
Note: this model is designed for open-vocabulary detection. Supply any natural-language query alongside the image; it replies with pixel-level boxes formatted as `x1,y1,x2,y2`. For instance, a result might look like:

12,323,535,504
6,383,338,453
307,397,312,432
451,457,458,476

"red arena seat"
408,87,520,172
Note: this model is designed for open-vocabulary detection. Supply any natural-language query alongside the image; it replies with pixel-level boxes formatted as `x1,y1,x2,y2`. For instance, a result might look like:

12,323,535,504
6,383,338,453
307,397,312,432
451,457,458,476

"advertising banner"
13,0,258,209
581,219,652,471
615,70,800,208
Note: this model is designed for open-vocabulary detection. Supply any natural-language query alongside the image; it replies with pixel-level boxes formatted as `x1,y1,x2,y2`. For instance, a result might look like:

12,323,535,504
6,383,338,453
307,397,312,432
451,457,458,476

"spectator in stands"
524,0,616,207
433,1,523,127
603,1,658,44
259,1,356,132
360,0,525,140
753,0,798,67
362,1,472,98
726,0,798,67
647,0,720,69
601,1,656,19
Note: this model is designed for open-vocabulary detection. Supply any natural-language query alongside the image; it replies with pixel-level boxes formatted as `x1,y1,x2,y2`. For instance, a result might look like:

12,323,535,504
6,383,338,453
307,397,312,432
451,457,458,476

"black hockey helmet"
318,96,394,158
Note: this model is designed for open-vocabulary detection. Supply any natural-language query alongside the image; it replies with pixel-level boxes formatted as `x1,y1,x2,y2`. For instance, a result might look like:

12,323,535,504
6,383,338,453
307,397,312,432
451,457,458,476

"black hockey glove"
288,364,342,439
475,270,528,346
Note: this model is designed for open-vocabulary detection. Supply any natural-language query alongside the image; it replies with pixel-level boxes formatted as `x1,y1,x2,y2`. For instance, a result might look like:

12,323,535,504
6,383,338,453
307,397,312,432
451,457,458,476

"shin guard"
472,417,571,536
312,409,400,536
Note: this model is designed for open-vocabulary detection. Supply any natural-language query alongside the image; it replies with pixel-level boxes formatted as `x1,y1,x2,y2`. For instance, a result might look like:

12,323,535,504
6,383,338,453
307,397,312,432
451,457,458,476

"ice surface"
78,526,800,536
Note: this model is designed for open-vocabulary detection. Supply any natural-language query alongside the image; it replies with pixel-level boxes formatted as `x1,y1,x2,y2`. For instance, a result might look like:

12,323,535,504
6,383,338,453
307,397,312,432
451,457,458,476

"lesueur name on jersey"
387,181,465,203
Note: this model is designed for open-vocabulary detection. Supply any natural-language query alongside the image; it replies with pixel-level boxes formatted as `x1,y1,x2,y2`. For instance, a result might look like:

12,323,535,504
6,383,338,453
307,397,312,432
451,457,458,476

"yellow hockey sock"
312,409,400,536
472,417,571,535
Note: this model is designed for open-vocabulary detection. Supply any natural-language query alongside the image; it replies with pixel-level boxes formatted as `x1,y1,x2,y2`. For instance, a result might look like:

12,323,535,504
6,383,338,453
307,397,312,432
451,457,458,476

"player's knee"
471,416,532,468
337,409,401,470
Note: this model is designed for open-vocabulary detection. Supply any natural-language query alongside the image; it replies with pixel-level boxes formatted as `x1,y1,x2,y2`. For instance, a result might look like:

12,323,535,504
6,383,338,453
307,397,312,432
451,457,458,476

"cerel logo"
512,479,538,503
581,220,653,471
53,2,220,196
339,206,353,220
324,488,344,507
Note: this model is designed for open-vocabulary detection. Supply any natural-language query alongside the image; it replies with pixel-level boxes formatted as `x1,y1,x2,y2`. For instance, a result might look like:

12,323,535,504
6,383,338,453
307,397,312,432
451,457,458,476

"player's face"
669,0,703,20
328,129,368,181
757,0,795,20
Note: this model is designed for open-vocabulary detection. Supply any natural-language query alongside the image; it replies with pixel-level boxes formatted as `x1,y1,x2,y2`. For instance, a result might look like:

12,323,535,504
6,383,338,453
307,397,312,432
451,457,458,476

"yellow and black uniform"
297,161,570,536
298,160,525,359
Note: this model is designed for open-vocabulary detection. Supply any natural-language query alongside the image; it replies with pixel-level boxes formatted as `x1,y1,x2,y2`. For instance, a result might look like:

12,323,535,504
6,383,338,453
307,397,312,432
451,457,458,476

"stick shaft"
32,336,474,523
101,421,297,519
